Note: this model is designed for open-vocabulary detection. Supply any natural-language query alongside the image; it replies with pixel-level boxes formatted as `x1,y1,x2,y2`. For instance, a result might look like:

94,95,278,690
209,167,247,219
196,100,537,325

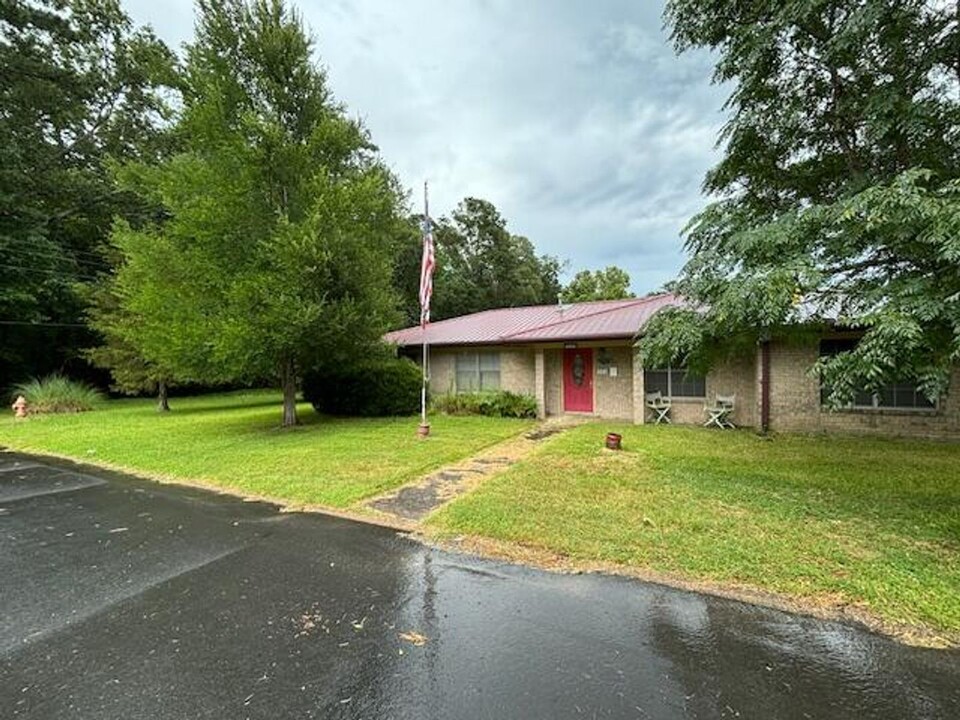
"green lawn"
5,394,957,639
0,390,532,507
429,424,960,639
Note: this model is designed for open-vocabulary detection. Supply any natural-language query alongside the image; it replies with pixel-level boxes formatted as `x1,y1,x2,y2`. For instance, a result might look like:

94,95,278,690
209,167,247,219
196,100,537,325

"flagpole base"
417,422,431,438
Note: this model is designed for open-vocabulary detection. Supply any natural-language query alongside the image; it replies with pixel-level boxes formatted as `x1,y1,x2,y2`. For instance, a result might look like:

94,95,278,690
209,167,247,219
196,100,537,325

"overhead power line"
2,241,112,262
2,247,114,272
0,261,105,283
0,320,89,328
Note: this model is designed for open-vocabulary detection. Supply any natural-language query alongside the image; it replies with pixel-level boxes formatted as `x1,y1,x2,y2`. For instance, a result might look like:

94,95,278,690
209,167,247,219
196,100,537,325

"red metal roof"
383,293,682,347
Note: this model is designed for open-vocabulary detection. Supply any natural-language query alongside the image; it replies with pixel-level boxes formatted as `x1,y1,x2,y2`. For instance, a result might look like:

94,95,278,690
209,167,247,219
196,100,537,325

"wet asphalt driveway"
1,452,958,719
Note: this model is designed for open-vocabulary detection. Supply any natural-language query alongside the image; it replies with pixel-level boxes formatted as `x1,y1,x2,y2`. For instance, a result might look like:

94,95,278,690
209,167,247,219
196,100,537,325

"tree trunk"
157,380,170,412
280,357,299,428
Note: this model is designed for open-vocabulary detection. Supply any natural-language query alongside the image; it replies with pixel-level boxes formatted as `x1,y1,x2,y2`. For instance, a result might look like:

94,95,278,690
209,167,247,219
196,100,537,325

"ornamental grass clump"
12,374,104,414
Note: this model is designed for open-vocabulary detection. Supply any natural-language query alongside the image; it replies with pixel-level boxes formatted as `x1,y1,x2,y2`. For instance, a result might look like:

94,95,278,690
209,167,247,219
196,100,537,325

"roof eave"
390,332,638,349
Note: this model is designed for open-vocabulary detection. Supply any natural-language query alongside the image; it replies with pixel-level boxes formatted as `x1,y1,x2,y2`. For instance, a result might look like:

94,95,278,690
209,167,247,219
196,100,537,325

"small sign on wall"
609,365,618,377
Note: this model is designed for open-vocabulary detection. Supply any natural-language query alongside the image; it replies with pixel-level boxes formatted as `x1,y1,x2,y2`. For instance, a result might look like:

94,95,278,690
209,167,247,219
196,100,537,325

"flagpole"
419,180,431,438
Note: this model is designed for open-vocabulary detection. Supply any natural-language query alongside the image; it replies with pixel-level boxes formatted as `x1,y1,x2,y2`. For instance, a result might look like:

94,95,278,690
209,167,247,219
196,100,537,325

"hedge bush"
11,374,104,414
302,358,421,417
431,390,538,419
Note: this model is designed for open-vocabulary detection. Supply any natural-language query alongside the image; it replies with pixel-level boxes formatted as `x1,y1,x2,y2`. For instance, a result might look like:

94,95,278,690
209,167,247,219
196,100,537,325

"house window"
644,366,705,398
819,339,936,410
455,352,500,392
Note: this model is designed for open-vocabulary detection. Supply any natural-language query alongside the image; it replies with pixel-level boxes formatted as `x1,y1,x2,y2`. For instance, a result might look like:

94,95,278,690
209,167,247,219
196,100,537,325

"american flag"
419,211,435,328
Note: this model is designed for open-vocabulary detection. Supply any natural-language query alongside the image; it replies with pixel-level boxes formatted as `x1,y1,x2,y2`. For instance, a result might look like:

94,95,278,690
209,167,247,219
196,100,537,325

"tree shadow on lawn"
160,394,289,418
207,405,421,437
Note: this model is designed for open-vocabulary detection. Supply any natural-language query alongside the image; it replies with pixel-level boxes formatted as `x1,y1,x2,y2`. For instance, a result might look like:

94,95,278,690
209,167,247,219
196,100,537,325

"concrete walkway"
364,422,571,522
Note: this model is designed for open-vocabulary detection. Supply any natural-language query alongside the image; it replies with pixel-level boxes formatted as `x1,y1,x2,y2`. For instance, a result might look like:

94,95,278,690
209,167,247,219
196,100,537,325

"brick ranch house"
384,293,960,439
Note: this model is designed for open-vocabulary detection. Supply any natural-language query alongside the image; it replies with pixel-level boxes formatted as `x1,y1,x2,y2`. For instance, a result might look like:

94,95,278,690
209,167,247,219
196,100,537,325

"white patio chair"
703,394,736,429
645,391,672,425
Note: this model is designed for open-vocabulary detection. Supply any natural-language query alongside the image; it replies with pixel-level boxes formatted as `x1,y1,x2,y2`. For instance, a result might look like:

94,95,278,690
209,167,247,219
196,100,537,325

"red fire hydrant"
11,395,28,418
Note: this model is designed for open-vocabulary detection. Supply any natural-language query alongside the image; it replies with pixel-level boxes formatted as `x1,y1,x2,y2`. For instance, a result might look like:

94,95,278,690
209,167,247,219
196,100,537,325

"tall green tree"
421,197,562,320
560,266,634,303
107,0,403,426
644,0,960,402
83,279,178,411
0,0,178,384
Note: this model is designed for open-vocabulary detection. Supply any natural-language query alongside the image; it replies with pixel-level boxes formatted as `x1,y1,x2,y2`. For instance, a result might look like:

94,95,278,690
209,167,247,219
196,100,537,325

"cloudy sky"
126,0,730,294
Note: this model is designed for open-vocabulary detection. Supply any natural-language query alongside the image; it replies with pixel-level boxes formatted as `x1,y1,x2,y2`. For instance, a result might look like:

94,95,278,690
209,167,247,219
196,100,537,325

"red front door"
563,348,594,413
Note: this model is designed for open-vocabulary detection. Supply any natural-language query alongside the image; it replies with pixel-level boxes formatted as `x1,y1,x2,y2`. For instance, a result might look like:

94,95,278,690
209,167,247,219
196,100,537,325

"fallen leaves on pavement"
398,630,428,646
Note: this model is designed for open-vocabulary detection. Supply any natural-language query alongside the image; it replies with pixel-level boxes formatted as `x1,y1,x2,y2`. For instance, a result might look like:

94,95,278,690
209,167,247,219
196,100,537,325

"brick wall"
638,354,757,427
420,339,958,438
632,347,645,424
767,340,960,439
428,351,456,394
595,345,635,420
427,347,534,396
766,341,820,433
508,344,748,424
534,350,546,418
501,349,536,395
706,355,758,428
544,349,563,415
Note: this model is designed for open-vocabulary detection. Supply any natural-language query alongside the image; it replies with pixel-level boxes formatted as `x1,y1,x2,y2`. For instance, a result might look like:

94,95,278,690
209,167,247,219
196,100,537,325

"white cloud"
124,0,729,293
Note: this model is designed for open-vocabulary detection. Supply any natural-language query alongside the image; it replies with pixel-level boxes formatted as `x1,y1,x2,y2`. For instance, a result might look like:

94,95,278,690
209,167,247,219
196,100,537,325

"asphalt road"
1,451,958,719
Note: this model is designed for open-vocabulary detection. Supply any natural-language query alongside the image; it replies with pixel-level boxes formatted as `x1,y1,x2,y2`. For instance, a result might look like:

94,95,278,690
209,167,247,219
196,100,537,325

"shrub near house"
432,391,538,419
302,358,421,417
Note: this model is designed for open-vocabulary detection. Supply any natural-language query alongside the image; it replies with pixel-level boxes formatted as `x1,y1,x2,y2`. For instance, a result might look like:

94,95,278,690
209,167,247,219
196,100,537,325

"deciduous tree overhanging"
106,0,404,427
391,199,640,326
560,266,635,303
2,0,621,414
645,0,960,403
391,199,645,323
430,198,564,321
393,197,567,324
0,0,178,384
